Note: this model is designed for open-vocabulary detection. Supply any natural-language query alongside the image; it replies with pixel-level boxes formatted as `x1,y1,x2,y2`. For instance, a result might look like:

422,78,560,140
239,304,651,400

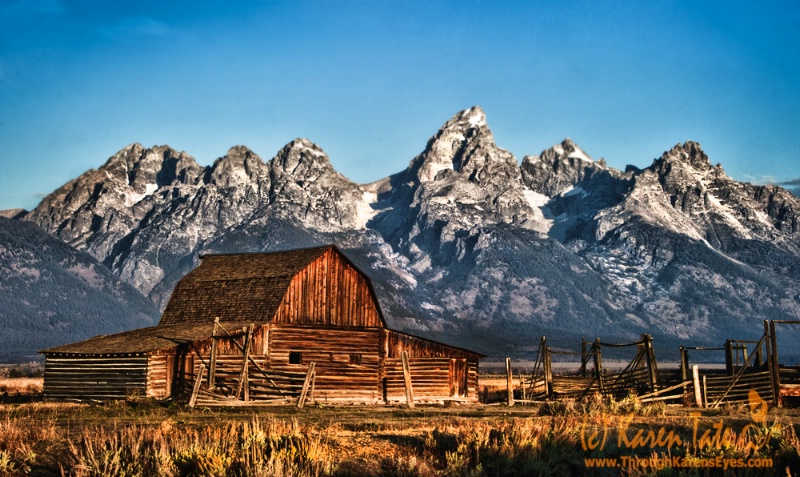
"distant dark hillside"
0,217,158,362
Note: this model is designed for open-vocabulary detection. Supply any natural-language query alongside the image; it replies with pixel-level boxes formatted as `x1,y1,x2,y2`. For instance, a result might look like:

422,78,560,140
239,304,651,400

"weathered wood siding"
269,325,382,402
381,330,481,402
273,249,382,328
384,357,478,402
43,354,148,401
385,330,479,359
146,354,170,399
467,361,479,400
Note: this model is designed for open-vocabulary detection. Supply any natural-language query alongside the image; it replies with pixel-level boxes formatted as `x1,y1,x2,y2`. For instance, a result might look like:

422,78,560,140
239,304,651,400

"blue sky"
1,0,798,210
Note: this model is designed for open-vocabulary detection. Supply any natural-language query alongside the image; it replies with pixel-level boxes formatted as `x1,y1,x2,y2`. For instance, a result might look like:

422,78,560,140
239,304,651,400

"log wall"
269,325,382,403
43,354,149,401
384,358,479,402
273,249,382,328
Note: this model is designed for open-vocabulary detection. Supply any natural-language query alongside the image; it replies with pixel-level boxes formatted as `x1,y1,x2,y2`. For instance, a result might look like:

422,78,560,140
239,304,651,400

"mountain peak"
209,146,267,188
98,144,202,194
660,141,713,171
445,106,487,129
411,106,500,183
520,138,612,197
271,138,334,177
541,138,594,164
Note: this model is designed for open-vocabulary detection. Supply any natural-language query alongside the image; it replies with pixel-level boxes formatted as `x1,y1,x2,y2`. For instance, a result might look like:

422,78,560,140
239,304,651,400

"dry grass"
0,377,43,396
0,398,798,476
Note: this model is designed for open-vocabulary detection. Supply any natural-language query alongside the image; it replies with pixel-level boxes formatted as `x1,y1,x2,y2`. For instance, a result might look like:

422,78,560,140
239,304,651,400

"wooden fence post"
679,346,688,382
594,338,604,395
506,357,514,406
702,375,708,408
764,320,778,406
580,337,588,377
401,351,415,409
643,334,658,393
725,340,734,375
544,347,553,398
208,317,219,390
769,320,782,408
236,325,253,401
692,365,702,407
297,362,316,408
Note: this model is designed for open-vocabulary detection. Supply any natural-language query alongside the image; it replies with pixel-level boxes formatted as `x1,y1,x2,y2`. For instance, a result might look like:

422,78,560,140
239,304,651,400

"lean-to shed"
41,245,483,404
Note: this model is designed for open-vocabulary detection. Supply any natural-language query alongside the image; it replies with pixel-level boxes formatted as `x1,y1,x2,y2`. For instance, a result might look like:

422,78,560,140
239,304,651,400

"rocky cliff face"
18,107,800,358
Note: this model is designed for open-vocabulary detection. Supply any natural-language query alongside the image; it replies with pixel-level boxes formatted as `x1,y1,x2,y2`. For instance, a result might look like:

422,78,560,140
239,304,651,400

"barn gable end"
273,247,383,327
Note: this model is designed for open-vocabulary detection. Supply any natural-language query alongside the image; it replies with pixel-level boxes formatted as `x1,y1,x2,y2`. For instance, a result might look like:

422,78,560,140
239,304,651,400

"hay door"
449,358,468,397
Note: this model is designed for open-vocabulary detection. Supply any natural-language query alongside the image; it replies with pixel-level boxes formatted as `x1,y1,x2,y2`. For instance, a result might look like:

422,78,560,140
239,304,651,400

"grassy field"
0,378,798,476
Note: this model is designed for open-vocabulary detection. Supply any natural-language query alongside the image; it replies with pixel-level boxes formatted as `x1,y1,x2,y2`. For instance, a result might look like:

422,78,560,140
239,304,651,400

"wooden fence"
514,334,665,404
505,320,799,408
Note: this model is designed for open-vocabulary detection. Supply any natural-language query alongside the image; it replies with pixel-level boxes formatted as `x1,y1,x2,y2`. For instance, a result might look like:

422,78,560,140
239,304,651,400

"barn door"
449,358,468,397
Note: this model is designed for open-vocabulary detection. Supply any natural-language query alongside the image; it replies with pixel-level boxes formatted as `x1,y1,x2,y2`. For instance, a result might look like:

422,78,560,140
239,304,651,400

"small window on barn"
349,354,362,366
289,351,302,364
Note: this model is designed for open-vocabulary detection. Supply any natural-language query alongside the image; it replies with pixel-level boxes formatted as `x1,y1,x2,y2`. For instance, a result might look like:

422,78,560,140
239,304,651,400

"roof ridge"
198,243,336,259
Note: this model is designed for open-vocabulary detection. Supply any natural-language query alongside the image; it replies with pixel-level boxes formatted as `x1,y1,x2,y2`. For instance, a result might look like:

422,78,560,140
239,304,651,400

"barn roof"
40,321,253,355
159,245,344,326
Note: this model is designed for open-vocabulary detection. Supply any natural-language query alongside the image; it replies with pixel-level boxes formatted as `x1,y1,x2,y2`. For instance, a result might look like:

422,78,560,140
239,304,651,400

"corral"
508,320,800,408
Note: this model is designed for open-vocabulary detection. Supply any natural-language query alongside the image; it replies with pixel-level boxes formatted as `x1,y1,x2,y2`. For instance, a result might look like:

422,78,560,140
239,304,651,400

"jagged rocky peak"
102,144,203,192
660,141,713,169
410,106,512,183
542,138,594,163
647,141,725,201
650,141,728,185
209,145,268,188
271,138,334,177
521,138,613,197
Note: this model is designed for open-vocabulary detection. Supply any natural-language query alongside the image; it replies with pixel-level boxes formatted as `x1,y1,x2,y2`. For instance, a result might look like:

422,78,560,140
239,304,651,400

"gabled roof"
158,244,385,326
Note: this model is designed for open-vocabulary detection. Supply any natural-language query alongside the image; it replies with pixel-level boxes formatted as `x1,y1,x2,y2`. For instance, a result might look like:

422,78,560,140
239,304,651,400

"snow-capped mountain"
14,107,800,359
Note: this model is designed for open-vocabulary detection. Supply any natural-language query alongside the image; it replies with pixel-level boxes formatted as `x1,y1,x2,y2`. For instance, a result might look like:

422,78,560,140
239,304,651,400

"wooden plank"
189,363,206,408
297,362,316,408
401,351,415,409
636,380,692,401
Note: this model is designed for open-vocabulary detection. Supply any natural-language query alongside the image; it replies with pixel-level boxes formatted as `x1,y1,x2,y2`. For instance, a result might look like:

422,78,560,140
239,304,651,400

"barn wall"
268,325,382,402
273,249,382,328
179,328,270,399
383,357,477,402
43,354,148,401
147,352,180,400
385,330,480,359
147,354,168,399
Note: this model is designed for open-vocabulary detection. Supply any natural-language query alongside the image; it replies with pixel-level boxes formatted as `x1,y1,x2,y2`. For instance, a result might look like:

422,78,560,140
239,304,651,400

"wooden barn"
41,245,483,405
